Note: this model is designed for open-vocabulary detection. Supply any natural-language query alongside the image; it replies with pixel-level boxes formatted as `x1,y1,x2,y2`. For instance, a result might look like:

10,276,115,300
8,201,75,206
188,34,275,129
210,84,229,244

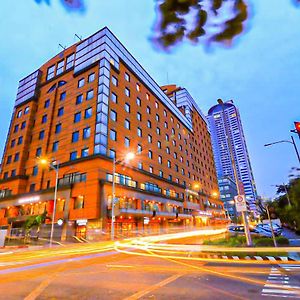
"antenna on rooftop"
75,34,82,41
59,44,66,50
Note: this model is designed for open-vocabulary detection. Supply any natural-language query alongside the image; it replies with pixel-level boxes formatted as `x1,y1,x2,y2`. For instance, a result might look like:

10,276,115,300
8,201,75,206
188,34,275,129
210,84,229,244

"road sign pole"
242,211,252,246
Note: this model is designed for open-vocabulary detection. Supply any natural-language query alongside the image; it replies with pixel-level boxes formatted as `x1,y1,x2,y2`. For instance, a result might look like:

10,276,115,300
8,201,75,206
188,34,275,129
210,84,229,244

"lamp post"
264,136,300,166
38,158,59,247
111,152,135,241
217,99,252,246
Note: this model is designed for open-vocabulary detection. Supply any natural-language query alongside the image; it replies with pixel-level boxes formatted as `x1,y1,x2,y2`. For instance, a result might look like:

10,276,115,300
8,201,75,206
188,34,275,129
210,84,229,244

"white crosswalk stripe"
262,265,300,298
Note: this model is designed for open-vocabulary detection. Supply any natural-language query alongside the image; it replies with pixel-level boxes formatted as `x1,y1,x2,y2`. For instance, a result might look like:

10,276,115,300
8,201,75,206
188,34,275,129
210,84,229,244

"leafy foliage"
24,211,49,238
266,169,300,232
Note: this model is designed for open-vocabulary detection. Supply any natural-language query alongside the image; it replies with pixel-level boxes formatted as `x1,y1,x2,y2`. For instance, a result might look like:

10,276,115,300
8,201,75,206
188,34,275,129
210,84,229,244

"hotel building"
0,27,225,240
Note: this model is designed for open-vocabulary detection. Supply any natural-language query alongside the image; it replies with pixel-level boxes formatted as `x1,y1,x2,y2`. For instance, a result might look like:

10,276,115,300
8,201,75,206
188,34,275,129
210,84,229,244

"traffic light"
294,121,300,137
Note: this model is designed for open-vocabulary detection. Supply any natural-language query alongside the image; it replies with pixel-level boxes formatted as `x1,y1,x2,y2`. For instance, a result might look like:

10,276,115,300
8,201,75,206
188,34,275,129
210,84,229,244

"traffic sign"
234,195,247,212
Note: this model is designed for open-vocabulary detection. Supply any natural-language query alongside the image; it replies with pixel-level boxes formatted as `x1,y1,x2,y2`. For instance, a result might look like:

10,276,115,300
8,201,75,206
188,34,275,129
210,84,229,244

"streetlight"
38,157,59,247
217,99,252,246
111,152,135,240
264,137,300,165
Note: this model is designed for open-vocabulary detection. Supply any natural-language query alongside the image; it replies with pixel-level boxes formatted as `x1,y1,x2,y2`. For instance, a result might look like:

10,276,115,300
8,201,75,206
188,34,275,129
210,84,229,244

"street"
0,234,299,300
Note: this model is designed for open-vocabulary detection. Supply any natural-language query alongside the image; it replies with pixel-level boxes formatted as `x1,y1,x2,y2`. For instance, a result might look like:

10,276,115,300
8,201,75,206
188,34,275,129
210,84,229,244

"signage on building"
144,217,150,225
18,196,40,204
76,219,88,226
234,195,247,212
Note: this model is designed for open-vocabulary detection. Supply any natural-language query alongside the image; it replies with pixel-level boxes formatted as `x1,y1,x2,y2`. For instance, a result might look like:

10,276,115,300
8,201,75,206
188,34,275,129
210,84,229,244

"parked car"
255,223,282,237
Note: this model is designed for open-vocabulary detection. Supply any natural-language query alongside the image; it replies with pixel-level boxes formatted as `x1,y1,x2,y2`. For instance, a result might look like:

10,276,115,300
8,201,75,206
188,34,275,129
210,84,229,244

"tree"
23,211,49,241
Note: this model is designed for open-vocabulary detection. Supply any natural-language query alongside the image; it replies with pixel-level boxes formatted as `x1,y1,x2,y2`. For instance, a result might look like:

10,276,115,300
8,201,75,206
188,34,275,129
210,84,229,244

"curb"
198,253,296,261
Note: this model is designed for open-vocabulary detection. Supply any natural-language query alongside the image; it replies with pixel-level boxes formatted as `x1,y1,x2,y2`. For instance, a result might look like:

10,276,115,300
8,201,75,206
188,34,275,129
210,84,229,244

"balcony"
58,173,86,186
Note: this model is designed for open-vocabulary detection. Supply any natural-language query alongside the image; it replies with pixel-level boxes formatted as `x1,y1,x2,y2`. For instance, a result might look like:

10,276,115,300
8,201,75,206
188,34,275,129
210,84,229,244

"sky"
0,0,299,198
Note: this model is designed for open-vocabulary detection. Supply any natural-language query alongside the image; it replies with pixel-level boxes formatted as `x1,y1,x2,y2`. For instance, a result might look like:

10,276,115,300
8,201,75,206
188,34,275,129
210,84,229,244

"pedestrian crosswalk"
262,265,300,298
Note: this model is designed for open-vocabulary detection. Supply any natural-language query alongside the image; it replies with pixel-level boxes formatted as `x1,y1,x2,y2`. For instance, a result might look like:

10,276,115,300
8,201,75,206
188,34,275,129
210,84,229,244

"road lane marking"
123,273,182,300
106,264,134,268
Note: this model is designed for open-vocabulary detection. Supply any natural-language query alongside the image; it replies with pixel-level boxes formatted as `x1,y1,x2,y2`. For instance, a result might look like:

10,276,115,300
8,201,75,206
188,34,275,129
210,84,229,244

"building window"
81,148,89,158
74,112,81,123
72,131,79,143
47,65,55,80
147,120,152,128
52,141,59,152
14,124,19,133
166,147,170,154
136,83,140,91
112,76,118,86
55,123,62,134
86,90,94,100
21,121,26,130
32,166,38,176
155,101,159,109
78,78,84,88
44,99,50,108
11,139,15,148
125,137,130,147
29,183,35,192
110,129,116,141
155,114,160,122
159,170,163,177
83,127,91,139
6,155,12,164
172,140,176,146
84,107,92,119
157,141,161,148
60,91,66,101
146,106,151,114
148,135,152,143
175,165,179,172
158,156,162,164
111,92,117,103
156,127,160,135
66,53,74,69
39,130,45,140
3,172,8,179
109,149,116,158
17,110,22,118
74,196,84,209
137,144,142,153
136,97,141,106
165,134,169,141
137,127,142,137
70,151,77,161
36,147,42,157
170,116,174,122
164,122,168,129
56,60,64,75
168,175,172,181
146,93,150,100
164,110,167,117
110,110,117,122
125,72,130,82
24,106,30,115
125,88,130,97
137,112,142,121
76,94,83,105
14,153,20,162
167,160,171,168
88,73,95,83
125,119,130,130
17,136,23,145
58,107,64,117
174,152,177,159
11,169,16,177
148,150,153,159
149,166,153,173
138,162,143,169
125,103,130,113
42,114,47,124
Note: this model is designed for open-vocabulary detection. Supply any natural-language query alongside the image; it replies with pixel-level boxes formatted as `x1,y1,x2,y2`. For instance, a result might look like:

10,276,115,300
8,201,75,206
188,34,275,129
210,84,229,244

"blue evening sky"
0,0,299,198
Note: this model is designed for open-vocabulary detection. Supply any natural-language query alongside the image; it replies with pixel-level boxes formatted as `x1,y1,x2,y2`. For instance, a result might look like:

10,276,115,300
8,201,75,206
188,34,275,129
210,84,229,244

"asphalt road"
0,240,299,300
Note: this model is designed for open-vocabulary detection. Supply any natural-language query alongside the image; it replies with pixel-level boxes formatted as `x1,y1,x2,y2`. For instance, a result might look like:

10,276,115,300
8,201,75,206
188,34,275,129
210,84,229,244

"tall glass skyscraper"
207,100,258,214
